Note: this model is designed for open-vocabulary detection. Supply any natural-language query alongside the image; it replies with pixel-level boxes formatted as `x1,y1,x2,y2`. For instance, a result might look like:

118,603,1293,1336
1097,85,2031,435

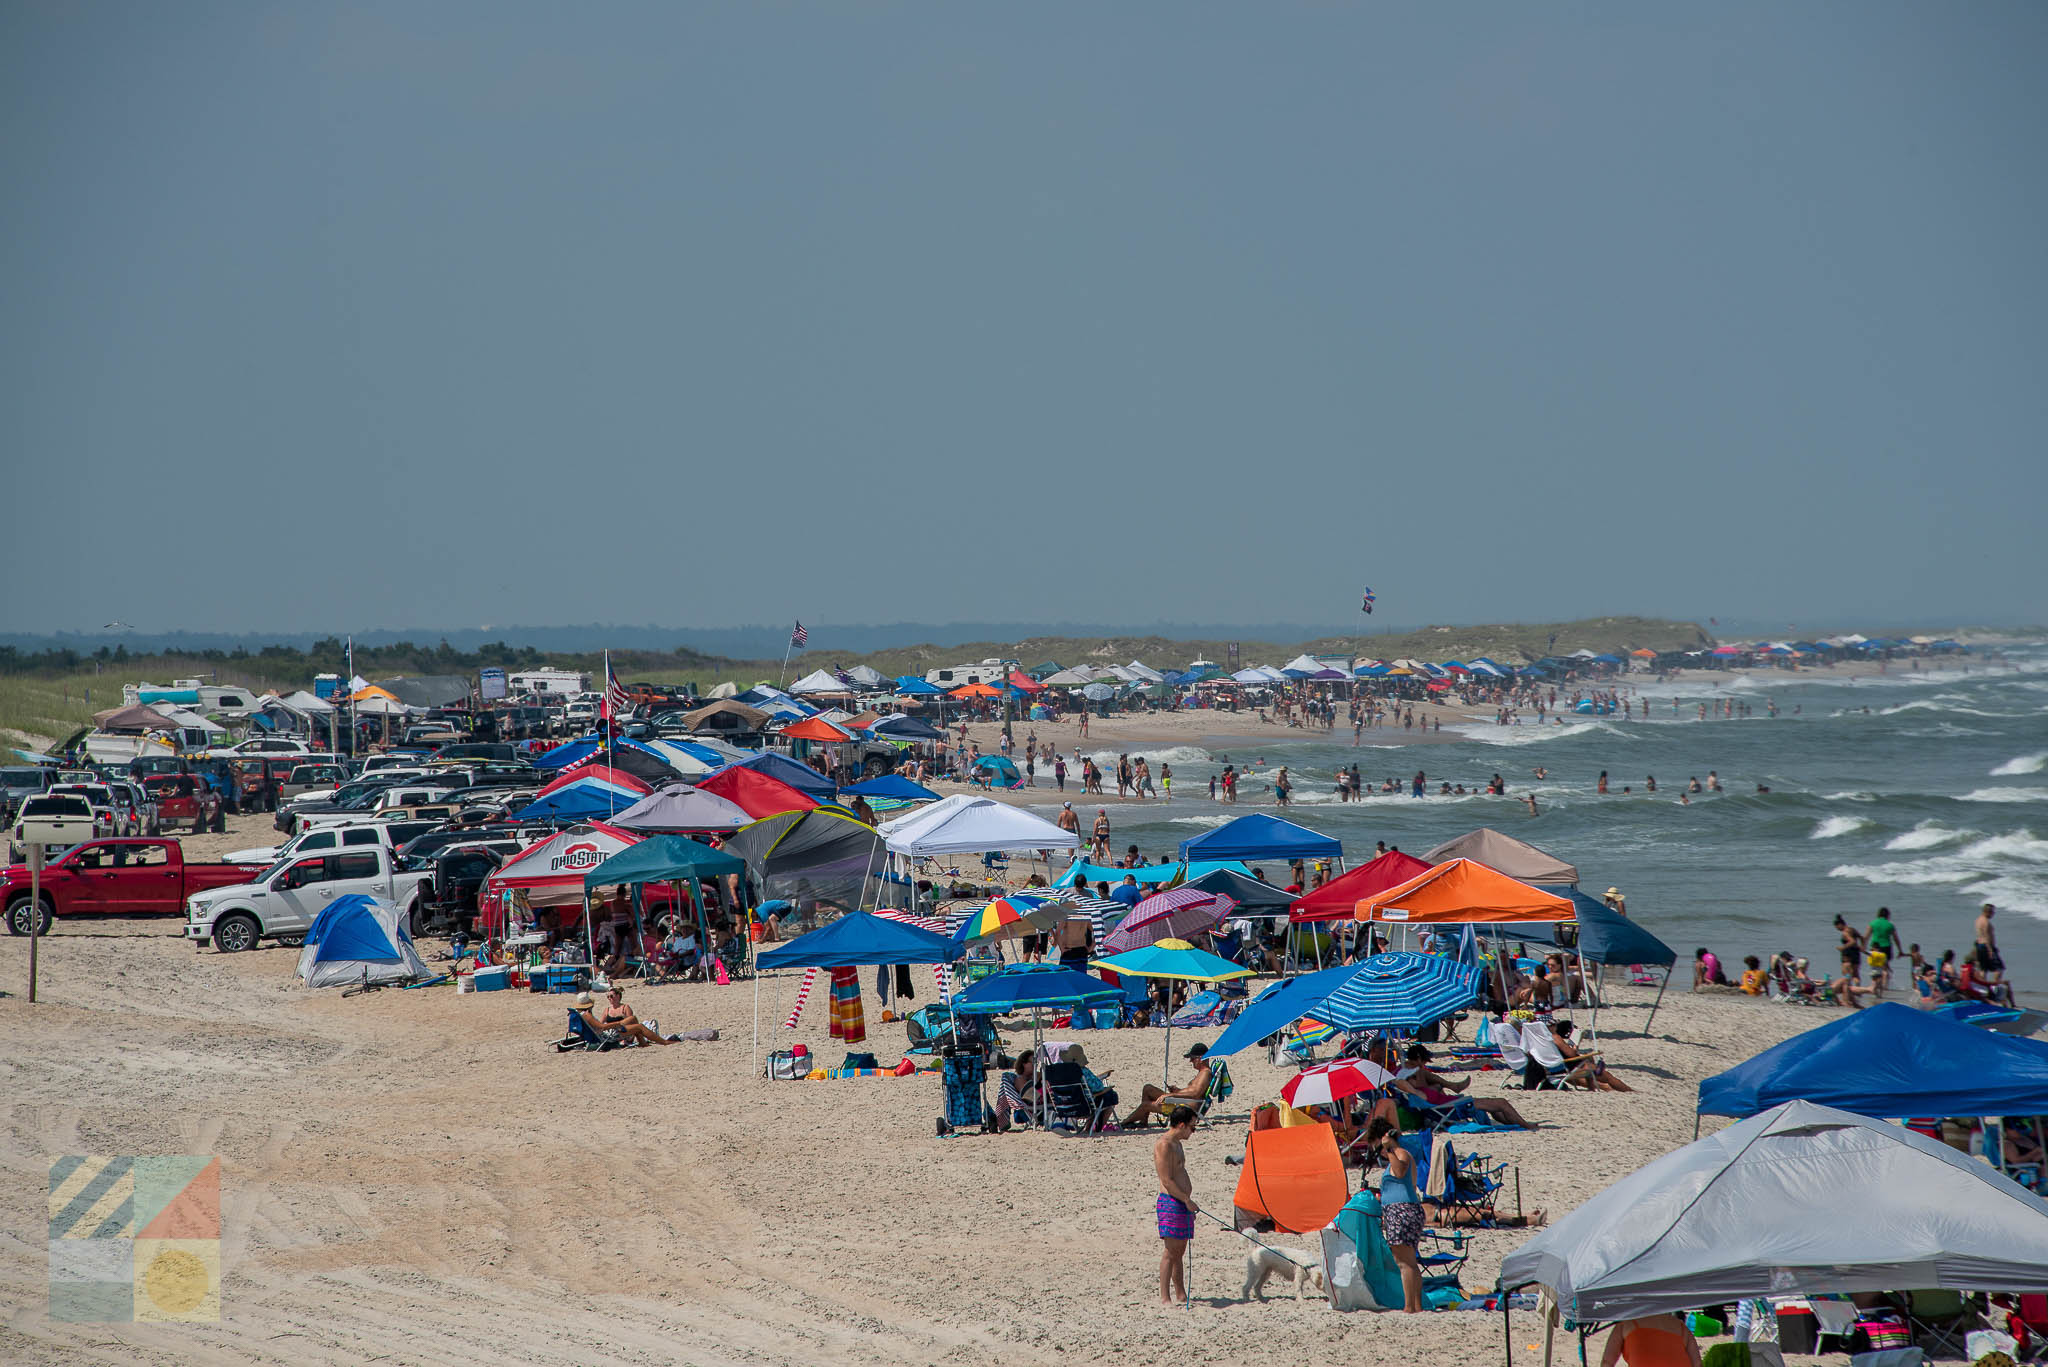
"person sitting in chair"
579,988,675,1047
1122,1043,1213,1128
1396,1045,1534,1128
1548,1019,1631,1091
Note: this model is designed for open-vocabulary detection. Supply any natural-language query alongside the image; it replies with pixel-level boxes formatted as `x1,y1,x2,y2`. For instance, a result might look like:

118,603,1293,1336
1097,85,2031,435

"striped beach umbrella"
1280,1059,1396,1109
1100,886,1236,955
1307,951,1480,1033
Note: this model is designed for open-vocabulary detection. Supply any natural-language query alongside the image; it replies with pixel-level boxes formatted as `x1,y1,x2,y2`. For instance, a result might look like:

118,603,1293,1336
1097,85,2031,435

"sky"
4,3,2044,639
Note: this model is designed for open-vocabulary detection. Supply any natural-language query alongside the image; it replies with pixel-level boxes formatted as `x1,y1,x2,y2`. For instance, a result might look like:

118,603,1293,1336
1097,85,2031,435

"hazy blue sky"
4,3,2043,637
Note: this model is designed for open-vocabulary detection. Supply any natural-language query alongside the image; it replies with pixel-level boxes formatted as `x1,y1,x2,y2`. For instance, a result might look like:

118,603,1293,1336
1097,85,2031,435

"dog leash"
1195,1207,1318,1271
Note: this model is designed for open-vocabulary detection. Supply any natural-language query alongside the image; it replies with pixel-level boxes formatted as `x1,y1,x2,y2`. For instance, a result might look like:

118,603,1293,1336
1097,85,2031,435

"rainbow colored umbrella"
950,893,1058,944
1090,938,1254,1084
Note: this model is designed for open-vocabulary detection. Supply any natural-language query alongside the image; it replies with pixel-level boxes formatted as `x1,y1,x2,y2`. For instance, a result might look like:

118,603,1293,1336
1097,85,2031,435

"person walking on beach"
1867,906,1900,993
1152,1107,1200,1306
1974,902,2004,986
1834,914,1864,985
1053,755,1067,791
1092,809,1112,862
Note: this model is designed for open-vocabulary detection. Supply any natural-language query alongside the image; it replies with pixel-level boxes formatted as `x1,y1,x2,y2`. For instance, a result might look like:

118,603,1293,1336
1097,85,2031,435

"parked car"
416,839,530,935
8,792,98,861
47,784,119,840
275,775,411,832
280,763,347,803
143,774,225,833
106,779,158,836
226,821,405,867
0,766,53,823
184,845,436,951
294,788,458,834
3,839,271,936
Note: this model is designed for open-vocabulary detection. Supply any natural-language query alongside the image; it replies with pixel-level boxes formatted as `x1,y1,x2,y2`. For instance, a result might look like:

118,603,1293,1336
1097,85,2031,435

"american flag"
600,650,629,722
789,620,807,648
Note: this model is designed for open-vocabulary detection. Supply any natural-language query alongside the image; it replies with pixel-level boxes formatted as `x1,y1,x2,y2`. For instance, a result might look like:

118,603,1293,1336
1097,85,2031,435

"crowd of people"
1692,901,2017,1009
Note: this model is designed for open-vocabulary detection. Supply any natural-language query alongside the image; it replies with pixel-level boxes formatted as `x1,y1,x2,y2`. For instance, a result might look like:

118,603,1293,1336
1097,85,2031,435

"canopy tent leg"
1643,966,1673,1034
1503,1291,1513,1367
751,963,761,1075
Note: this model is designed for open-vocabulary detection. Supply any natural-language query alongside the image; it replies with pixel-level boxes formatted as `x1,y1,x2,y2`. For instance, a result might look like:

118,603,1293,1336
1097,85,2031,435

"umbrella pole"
1163,1012,1173,1090
752,963,761,1074
1642,966,1672,1034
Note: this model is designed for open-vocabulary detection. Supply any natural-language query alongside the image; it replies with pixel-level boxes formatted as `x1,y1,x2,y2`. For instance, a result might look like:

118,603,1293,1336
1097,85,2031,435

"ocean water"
1020,642,2048,1003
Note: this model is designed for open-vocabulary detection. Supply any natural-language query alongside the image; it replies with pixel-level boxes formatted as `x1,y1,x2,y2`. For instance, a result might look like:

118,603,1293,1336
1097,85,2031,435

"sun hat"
1606,887,1623,898
574,991,594,1007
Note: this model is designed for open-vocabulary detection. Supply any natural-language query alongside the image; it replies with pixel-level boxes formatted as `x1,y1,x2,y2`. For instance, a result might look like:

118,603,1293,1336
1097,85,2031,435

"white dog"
1241,1243,1327,1301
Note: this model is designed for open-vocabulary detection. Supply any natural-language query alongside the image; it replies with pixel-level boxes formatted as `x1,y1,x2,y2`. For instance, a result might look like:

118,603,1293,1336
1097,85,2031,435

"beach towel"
829,966,866,1043
1443,1121,1521,1135
1326,1189,1407,1311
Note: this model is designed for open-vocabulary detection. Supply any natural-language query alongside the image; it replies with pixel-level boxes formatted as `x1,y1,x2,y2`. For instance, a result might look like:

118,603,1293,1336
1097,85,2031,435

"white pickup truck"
184,845,435,952
225,821,401,867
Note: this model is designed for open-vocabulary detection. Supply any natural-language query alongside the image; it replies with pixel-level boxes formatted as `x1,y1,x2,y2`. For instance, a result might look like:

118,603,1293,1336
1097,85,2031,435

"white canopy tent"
877,794,1079,857
1499,1099,2048,1330
787,669,850,696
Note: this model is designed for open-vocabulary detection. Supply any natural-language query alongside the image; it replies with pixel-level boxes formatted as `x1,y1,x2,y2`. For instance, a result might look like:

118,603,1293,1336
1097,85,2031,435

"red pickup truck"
142,774,225,834
2,839,269,936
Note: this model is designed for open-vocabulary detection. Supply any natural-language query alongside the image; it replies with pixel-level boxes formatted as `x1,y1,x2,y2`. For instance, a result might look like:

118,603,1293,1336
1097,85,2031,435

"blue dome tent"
295,894,430,989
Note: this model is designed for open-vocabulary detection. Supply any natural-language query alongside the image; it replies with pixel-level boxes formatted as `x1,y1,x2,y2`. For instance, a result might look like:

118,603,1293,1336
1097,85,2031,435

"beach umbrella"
950,893,1058,945
1280,1059,1396,1110
1306,951,1480,1032
1100,886,1236,954
1092,938,1254,1084
1080,682,1116,702
949,966,1122,1015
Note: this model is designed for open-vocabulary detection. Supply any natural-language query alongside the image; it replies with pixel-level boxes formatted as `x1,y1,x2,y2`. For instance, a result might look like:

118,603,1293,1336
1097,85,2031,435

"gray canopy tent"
1497,1100,2048,1362
1421,828,1578,885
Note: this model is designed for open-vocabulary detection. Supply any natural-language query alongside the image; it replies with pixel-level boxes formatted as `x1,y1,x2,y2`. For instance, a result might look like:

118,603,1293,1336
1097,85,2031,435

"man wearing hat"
1121,1042,1213,1129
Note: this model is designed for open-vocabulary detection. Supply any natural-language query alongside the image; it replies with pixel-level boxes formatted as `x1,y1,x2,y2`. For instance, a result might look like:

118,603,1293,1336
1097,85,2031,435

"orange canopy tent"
1289,849,1432,923
1355,857,1574,924
1233,1122,1350,1235
949,682,1003,698
780,716,856,743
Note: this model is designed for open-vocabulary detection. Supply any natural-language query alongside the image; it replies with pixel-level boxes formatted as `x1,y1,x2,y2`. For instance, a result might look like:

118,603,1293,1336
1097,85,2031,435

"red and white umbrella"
1280,1058,1395,1109
1099,886,1236,954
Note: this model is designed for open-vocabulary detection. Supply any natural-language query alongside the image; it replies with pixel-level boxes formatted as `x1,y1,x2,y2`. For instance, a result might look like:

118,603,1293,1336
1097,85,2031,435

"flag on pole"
600,651,629,721
790,621,807,649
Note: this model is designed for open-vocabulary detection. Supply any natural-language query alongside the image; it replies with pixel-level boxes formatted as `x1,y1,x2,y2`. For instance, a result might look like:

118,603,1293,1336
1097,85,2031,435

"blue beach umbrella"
949,966,1123,1015
1309,951,1481,1033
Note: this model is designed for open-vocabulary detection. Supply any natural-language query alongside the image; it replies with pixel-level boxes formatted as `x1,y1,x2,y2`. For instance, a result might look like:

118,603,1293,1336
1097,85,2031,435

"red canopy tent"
1288,850,1431,924
1006,671,1045,693
780,717,857,743
696,766,819,821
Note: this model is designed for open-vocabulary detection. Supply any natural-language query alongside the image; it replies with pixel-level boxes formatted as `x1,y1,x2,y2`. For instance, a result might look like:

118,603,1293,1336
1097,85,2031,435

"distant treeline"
0,639,734,682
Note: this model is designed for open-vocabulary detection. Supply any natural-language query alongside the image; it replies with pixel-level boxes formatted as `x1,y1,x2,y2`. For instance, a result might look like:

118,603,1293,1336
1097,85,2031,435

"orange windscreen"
1232,1122,1350,1235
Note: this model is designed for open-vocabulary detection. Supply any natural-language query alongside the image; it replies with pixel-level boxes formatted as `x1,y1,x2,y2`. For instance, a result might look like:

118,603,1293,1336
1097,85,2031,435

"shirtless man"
1153,1107,1200,1306
1124,1043,1212,1128
1056,802,1081,844
1975,902,2004,986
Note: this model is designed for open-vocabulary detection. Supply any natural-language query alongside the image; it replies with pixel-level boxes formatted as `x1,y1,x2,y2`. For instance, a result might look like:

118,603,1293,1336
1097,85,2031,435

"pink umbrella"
1099,886,1236,954
1280,1059,1396,1109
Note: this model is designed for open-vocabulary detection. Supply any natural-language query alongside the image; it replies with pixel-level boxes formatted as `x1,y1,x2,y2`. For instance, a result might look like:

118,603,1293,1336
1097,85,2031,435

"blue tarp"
513,786,642,822
840,774,941,801
1053,859,1250,889
868,715,944,741
1697,1002,2048,1120
756,911,963,970
1176,813,1342,862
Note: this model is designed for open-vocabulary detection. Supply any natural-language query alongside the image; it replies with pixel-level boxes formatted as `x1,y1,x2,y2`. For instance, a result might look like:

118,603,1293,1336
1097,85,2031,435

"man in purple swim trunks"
1153,1106,1199,1305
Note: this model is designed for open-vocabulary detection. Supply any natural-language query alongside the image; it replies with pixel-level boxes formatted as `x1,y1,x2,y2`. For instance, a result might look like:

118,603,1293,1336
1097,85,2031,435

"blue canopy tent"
868,714,944,742
840,774,941,802
1176,812,1341,863
893,676,944,695
514,784,645,823
1697,1003,2048,1133
752,911,963,1071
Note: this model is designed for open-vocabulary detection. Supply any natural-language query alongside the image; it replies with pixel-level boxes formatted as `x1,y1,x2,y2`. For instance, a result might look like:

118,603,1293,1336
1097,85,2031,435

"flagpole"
604,650,615,820
779,638,794,690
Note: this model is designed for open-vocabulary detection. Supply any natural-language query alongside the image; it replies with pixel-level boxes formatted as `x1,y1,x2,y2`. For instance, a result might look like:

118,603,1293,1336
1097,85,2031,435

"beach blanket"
1443,1121,1521,1135
829,966,866,1043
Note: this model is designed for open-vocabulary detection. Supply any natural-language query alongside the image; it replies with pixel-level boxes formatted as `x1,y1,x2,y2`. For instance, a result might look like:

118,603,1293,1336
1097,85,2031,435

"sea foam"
1810,816,1873,840
1991,751,2048,777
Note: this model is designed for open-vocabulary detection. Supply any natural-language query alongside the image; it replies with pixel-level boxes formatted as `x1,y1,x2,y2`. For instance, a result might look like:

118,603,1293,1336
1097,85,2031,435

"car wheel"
7,897,53,937
212,913,260,953
277,935,304,948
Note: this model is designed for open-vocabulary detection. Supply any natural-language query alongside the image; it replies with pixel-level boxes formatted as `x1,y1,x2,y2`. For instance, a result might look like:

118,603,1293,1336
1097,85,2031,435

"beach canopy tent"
839,774,940,802
607,783,752,833
514,783,649,823
696,766,820,821
869,714,944,741
893,676,944,695
1308,951,1481,1031
843,665,887,690
92,703,180,732
1697,1002,2048,1120
780,716,858,742
482,822,642,907
681,700,772,733
1054,858,1250,889
1420,828,1578,885
713,751,836,799
787,669,852,696
722,807,885,911
949,966,1121,1015
1289,850,1433,924
1469,889,1677,966
876,794,1078,857
537,765,649,799
295,894,429,988
756,910,962,971
1356,859,1576,924
1183,866,1295,914
582,834,745,891
1177,813,1342,863
1499,1099,2048,1322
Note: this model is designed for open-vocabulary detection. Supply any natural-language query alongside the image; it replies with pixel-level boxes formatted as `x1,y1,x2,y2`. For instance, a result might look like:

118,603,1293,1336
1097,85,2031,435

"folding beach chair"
555,1008,626,1052
1042,1061,1115,1135
1899,1288,1978,1357
1519,1023,1582,1090
1192,1060,1234,1124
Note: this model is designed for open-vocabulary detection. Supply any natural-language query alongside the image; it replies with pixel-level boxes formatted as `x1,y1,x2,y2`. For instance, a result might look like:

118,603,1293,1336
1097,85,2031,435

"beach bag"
765,1045,810,1080
841,1051,878,1071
